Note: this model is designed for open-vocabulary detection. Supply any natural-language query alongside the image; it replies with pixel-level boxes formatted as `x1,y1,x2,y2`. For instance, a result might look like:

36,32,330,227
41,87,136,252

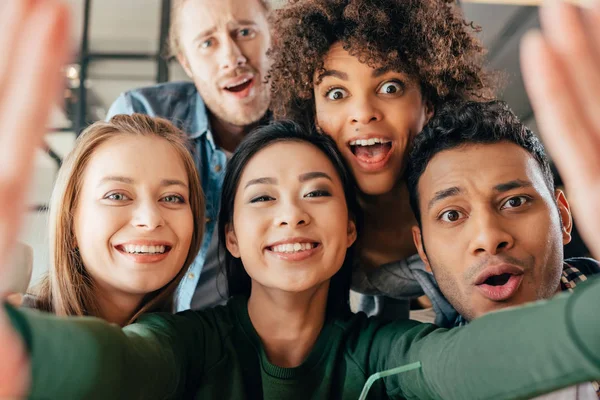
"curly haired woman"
269,0,497,325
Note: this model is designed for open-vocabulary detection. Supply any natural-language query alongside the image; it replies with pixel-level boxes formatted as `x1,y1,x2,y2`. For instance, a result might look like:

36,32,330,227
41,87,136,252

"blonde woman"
25,114,204,326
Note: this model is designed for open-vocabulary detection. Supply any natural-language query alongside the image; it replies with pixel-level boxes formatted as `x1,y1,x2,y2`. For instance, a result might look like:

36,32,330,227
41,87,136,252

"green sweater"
6,276,600,400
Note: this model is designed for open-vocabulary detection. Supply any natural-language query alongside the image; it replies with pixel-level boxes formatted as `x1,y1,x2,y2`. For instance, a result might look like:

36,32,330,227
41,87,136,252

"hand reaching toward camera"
0,0,70,397
521,0,600,257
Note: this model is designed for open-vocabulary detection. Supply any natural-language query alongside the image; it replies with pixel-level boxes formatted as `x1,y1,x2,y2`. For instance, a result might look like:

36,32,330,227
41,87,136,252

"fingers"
0,1,70,295
540,1,600,136
0,0,38,97
520,31,600,184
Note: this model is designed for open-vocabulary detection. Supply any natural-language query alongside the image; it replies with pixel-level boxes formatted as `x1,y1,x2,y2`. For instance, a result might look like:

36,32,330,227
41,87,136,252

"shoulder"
564,257,600,276
20,293,52,313
106,81,205,129
123,81,199,103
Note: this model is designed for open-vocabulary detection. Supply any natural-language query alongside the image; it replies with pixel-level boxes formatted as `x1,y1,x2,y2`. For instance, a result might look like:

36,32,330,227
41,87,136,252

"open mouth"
482,273,512,286
267,242,320,254
349,138,393,164
116,244,172,255
224,77,253,93
475,268,524,301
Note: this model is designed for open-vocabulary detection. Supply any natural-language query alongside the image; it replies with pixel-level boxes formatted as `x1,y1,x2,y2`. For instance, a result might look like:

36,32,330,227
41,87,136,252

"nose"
131,200,164,230
273,199,311,228
348,95,382,125
468,211,514,256
219,36,247,70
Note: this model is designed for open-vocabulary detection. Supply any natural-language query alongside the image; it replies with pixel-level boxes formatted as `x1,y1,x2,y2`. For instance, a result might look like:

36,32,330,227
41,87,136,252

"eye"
378,81,404,95
325,87,348,101
439,209,464,223
161,195,185,204
200,38,213,49
501,196,529,209
105,192,130,201
237,28,255,39
250,195,275,203
304,189,331,198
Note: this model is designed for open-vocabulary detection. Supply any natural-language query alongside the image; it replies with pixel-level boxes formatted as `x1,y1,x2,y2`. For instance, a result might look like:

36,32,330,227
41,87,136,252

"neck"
247,281,329,368
359,181,412,212
209,114,261,153
93,287,144,327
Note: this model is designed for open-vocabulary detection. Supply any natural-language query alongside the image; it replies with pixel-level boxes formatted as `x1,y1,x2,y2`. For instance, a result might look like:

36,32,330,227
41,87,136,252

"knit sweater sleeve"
4,306,208,399
365,275,600,400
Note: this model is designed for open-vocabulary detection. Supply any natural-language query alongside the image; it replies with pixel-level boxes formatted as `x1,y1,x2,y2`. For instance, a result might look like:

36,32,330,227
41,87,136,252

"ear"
177,52,193,79
423,100,434,125
225,223,241,258
412,225,432,272
555,189,572,245
346,219,357,248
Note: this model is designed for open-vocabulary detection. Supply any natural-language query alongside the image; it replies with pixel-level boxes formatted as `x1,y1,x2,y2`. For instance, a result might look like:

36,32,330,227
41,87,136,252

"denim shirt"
106,81,227,312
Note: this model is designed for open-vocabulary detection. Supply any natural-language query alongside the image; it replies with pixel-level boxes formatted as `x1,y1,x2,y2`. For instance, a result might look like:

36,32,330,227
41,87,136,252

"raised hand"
0,0,70,397
521,0,600,257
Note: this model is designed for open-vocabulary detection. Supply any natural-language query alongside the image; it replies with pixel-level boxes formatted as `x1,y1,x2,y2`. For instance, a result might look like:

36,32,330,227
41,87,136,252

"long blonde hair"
33,114,204,323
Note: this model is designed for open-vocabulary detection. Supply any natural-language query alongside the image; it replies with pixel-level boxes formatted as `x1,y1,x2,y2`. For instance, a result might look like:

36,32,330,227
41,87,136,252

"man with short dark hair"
406,100,599,397
106,0,272,311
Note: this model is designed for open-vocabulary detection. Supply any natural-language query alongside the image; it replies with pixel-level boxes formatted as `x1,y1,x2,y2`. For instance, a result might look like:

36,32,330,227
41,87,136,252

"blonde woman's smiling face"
73,135,193,299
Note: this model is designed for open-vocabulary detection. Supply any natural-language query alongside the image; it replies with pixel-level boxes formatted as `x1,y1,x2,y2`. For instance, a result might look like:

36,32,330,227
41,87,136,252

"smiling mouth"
225,77,253,93
115,244,172,255
267,242,320,254
349,139,393,164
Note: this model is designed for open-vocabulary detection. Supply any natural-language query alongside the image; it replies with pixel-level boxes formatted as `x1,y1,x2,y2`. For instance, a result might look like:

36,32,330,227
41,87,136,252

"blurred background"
21,0,584,287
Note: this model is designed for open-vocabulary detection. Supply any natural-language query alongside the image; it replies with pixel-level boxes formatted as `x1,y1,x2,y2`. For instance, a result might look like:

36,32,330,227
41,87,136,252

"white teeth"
271,242,315,253
349,138,391,146
226,77,250,89
122,244,166,254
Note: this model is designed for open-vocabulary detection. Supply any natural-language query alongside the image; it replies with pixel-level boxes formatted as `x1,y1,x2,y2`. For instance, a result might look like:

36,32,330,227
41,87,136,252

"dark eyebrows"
427,186,462,211
244,177,276,189
494,179,533,193
299,171,333,183
372,67,390,78
320,69,348,81
243,172,332,189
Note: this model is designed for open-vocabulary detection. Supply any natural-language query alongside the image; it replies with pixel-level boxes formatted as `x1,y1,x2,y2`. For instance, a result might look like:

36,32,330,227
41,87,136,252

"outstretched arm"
0,0,70,397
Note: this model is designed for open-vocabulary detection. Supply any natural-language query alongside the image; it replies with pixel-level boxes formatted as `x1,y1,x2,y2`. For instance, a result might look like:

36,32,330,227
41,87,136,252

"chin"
356,176,397,196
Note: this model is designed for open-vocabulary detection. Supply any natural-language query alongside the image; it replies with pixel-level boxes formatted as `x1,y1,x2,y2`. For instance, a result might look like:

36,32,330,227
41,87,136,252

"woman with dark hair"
269,0,497,324
2,120,600,400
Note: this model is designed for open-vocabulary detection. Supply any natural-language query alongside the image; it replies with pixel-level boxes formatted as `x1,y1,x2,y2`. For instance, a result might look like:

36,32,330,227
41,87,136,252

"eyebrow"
299,171,333,182
427,186,462,211
244,172,332,189
426,179,534,211
244,177,276,189
494,179,532,193
320,69,348,81
320,66,395,82
99,176,188,189
194,28,216,43
235,20,258,27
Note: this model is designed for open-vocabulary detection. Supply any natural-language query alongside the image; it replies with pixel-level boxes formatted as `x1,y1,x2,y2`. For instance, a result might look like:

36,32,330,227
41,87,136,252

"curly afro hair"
269,0,497,126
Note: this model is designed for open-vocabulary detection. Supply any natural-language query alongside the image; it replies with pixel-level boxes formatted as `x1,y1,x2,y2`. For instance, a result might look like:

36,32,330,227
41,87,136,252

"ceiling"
59,0,542,131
